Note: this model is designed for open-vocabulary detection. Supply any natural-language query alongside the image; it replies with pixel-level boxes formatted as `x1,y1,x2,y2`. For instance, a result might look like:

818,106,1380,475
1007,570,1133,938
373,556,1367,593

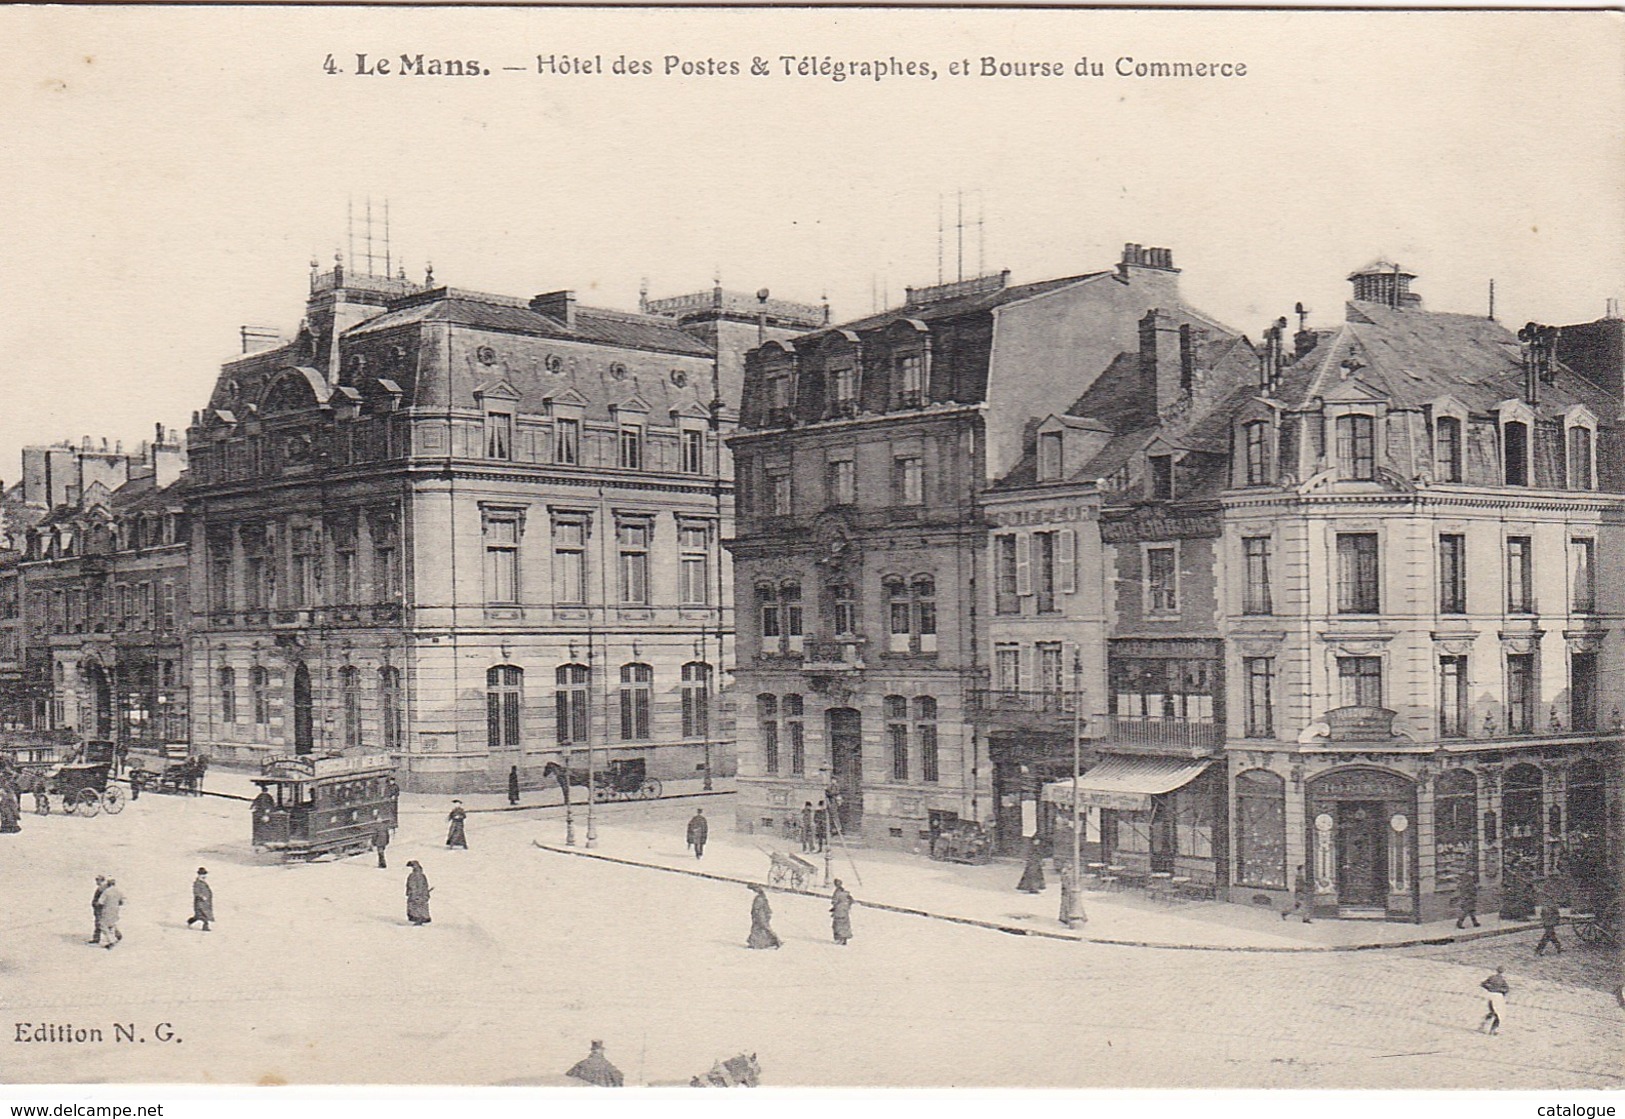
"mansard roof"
803,272,1108,341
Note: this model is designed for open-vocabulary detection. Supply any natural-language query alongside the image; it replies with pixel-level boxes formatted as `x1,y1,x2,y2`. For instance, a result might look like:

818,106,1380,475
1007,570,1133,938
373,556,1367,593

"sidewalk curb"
469,788,737,815
532,841,1546,953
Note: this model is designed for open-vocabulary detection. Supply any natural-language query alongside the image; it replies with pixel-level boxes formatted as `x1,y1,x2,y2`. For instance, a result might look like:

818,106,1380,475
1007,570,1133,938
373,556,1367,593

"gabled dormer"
1425,395,1470,483
1320,377,1388,483
1034,415,1112,484
1563,403,1599,490
475,379,522,461
1143,436,1182,501
1231,399,1279,487
1495,398,1536,487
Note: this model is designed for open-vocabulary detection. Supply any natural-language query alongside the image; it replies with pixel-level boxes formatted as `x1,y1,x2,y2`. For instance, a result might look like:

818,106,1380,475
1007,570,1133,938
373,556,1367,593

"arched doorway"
82,661,113,739
291,662,314,755
1305,766,1417,917
826,707,863,835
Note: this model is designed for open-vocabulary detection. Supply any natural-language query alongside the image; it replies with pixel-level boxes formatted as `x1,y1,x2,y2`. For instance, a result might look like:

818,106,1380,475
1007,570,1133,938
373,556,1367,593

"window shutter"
1015,532,1032,596
1018,644,1033,692
1058,529,1077,595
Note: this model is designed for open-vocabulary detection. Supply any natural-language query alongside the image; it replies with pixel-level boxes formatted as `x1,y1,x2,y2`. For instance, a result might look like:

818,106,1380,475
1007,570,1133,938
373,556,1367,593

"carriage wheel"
76,789,101,817
592,784,610,803
641,778,662,799
1576,920,1601,945
102,786,126,815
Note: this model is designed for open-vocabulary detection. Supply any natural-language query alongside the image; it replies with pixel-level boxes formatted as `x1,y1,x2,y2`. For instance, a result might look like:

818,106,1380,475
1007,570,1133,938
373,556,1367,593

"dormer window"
1503,420,1529,486
1566,424,1594,490
1038,431,1064,482
1336,414,1375,480
766,372,792,414
1435,416,1463,482
484,409,513,460
553,418,579,465
618,424,643,470
1243,421,1270,485
679,428,705,475
1149,454,1174,500
896,353,924,407
829,366,857,413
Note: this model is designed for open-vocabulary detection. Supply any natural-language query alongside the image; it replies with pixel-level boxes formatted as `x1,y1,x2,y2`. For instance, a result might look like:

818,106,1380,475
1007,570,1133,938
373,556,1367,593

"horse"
689,1053,760,1088
541,761,593,804
9,767,50,813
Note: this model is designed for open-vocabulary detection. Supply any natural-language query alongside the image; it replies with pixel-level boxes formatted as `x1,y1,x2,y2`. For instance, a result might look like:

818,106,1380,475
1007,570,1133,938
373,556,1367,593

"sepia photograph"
0,3,1621,1105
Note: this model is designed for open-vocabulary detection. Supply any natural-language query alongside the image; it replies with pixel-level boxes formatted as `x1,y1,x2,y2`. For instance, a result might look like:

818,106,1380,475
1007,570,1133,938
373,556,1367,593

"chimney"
531,290,578,329
1140,309,1183,415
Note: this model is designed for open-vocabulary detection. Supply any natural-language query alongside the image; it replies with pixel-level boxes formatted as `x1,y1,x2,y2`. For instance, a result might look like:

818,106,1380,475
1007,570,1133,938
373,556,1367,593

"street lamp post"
564,742,576,846
1065,649,1088,929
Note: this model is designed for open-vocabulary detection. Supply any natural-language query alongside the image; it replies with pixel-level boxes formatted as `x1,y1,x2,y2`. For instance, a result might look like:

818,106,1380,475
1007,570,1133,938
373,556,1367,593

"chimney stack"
1140,309,1183,415
531,290,578,330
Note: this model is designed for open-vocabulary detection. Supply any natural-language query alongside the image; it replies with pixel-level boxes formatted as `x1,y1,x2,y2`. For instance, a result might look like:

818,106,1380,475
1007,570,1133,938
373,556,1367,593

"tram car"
251,753,400,860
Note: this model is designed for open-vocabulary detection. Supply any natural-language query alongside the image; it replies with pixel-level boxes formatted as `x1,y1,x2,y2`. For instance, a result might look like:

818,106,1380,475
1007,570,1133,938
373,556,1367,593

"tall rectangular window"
994,535,1019,615
679,429,704,474
1506,653,1535,733
552,519,586,605
617,522,650,605
1038,431,1063,481
160,581,176,630
1149,455,1174,500
897,354,924,406
1336,533,1380,613
1337,414,1375,480
290,527,315,607
679,524,709,605
1568,426,1594,490
893,456,923,506
785,694,805,775
1146,546,1178,614
252,665,271,726
681,663,711,739
829,366,857,412
618,425,643,470
1503,421,1529,486
209,538,232,612
1435,416,1463,482
1243,536,1272,615
555,665,589,745
484,516,519,603
1506,536,1533,613
1571,652,1598,731
370,513,400,603
1439,655,1468,738
1034,531,1057,614
885,695,909,781
768,470,792,515
484,411,513,460
826,459,856,506
916,697,939,783
218,666,237,723
485,665,523,750
995,645,1020,693
620,664,652,741
1439,534,1467,614
1037,642,1064,695
759,694,779,775
1571,537,1595,613
1244,422,1269,485
554,418,580,465
1338,656,1383,708
1244,657,1274,737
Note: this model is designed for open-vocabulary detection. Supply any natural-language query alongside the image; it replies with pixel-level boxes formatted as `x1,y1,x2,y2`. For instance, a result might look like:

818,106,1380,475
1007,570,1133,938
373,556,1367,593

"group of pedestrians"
745,878,854,949
82,866,210,947
795,801,830,853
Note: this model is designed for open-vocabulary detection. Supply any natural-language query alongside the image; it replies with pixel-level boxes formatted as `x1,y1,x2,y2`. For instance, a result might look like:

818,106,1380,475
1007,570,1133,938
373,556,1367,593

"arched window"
487,665,523,750
340,665,362,749
378,666,402,752
555,664,589,745
784,693,805,775
1435,769,1478,893
1234,769,1286,888
251,665,271,726
1502,762,1544,877
758,693,780,775
218,666,237,724
619,663,652,741
885,695,909,781
681,662,711,739
915,696,938,783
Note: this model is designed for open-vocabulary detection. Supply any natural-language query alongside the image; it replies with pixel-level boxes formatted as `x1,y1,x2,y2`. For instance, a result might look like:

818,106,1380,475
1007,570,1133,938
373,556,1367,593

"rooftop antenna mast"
1488,278,1496,321
346,197,355,273
936,194,944,285
977,189,986,276
384,198,392,279
365,197,376,276
956,188,965,282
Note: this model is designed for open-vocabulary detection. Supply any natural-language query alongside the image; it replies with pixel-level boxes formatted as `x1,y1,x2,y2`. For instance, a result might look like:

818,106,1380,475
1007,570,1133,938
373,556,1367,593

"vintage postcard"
0,3,1620,1103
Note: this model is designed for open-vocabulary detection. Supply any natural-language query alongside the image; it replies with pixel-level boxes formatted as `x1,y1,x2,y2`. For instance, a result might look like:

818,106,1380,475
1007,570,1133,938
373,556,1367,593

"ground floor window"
1172,783,1214,858
1235,768,1286,888
1434,768,1477,892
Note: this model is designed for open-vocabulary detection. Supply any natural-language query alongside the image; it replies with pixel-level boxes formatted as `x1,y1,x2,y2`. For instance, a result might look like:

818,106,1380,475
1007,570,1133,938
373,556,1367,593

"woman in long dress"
830,880,854,945
746,885,781,949
405,860,433,925
1016,835,1046,894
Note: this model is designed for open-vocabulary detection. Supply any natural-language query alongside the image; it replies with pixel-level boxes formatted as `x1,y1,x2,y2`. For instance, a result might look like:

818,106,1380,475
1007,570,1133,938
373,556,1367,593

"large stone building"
1214,263,1624,919
728,245,1244,849
186,260,821,791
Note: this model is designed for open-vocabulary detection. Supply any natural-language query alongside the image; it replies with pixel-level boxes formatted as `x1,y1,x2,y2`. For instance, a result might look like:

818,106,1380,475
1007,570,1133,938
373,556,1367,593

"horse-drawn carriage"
543,757,662,803
130,753,208,796
17,762,126,816
251,753,399,860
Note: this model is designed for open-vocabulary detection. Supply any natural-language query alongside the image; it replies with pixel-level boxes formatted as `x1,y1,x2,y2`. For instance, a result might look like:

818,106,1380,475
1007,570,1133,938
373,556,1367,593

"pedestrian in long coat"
97,879,125,948
88,875,108,944
830,879,854,945
507,766,520,806
566,1040,624,1087
186,867,214,931
813,802,828,852
445,801,468,849
405,861,432,925
373,825,389,869
1455,872,1481,929
687,808,709,860
1479,966,1510,1034
746,885,781,949
0,779,21,833
1534,903,1563,955
1016,835,1046,894
800,802,815,853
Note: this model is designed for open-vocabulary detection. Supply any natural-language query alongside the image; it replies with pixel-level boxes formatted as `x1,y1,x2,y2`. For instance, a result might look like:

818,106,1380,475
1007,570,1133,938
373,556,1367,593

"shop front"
1303,766,1418,920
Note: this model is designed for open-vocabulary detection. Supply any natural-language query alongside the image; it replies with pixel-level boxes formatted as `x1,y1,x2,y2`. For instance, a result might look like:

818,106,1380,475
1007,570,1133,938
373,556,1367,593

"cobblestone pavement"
2,786,1619,1089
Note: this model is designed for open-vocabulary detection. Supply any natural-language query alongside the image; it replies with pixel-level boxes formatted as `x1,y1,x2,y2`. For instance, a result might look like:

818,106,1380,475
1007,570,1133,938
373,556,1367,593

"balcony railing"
968,689,1082,717
803,639,864,671
1103,713,1223,749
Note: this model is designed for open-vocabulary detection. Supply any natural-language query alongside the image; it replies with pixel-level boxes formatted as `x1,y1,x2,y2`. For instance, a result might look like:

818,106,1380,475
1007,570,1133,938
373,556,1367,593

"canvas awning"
1041,756,1213,813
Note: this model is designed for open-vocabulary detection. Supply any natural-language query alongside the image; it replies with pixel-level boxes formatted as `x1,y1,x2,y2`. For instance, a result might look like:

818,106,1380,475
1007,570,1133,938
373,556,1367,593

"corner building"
1218,264,1624,920
187,261,821,791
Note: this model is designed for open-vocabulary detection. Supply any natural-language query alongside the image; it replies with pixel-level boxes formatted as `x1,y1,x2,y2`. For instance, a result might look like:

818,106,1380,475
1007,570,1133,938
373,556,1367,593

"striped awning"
1042,756,1213,813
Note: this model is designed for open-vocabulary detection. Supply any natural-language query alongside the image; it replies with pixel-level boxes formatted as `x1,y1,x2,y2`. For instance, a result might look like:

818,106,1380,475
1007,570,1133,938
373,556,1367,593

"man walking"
446,800,468,849
1534,902,1563,955
88,875,109,944
373,825,390,869
97,878,125,949
687,807,709,860
1478,966,1509,1034
830,878,855,945
507,765,520,807
186,867,214,932
813,801,828,853
800,802,815,853
1455,871,1481,929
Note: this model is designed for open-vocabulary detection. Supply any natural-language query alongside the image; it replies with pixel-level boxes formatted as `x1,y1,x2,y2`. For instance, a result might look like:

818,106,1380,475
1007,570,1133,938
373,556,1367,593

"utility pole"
1064,649,1087,928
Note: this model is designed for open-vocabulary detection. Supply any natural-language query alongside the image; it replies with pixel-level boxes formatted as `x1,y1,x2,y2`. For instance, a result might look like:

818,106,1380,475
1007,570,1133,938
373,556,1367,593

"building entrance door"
1336,801,1388,907
292,662,313,755
86,664,112,739
827,708,863,836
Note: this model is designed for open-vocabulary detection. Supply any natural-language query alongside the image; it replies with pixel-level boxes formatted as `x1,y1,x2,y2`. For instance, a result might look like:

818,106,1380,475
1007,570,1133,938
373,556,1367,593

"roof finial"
425,260,435,286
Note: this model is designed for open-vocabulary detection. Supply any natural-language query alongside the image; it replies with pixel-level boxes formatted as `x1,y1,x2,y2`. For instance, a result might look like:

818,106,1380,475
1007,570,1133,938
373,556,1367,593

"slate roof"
802,272,1108,341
